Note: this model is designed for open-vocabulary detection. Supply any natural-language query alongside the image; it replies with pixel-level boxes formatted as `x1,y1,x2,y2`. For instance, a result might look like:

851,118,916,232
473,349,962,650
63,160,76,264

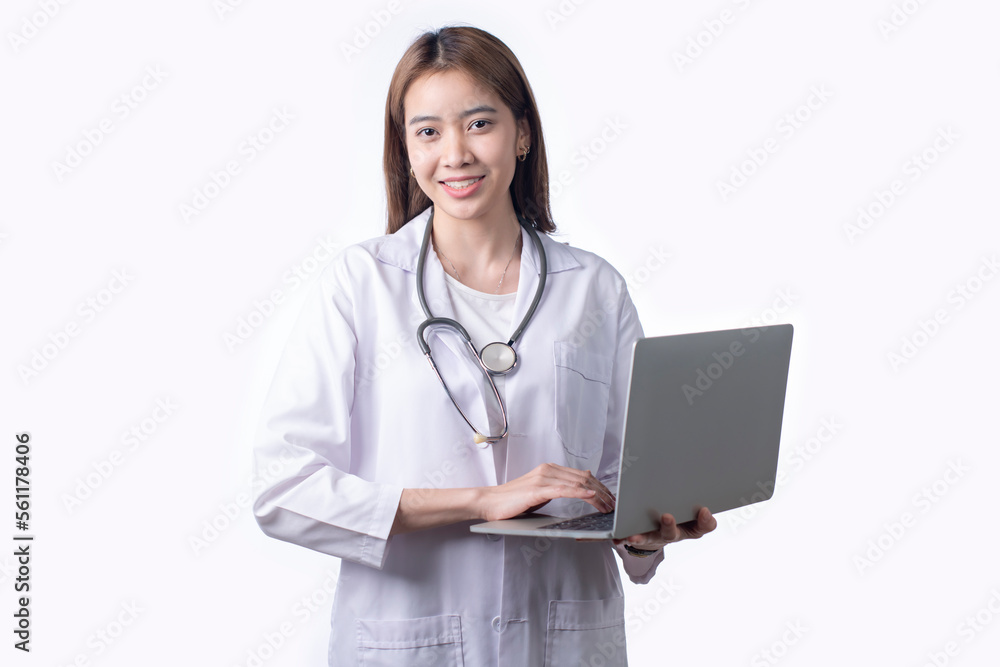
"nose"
441,129,473,169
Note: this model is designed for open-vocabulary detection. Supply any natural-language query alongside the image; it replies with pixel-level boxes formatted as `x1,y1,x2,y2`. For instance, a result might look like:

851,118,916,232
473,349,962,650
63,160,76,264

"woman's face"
403,69,530,224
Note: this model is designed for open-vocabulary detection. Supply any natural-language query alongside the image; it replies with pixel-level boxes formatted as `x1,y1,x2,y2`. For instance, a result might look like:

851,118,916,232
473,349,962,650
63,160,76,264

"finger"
552,486,598,500
658,514,681,542
541,467,615,511
577,474,615,509
581,489,614,514
676,508,717,539
545,464,613,497
700,507,718,534
553,486,615,514
590,484,616,512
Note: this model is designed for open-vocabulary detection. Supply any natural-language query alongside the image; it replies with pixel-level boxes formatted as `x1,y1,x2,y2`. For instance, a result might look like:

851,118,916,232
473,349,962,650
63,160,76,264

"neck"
430,204,523,292
431,204,521,261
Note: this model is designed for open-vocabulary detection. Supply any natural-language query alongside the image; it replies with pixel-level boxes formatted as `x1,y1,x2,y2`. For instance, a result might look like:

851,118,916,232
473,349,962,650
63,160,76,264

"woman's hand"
480,463,615,522
611,506,717,552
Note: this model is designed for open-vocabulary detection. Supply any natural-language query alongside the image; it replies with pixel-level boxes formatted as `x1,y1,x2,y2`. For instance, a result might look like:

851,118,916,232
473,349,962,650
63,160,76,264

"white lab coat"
253,206,665,666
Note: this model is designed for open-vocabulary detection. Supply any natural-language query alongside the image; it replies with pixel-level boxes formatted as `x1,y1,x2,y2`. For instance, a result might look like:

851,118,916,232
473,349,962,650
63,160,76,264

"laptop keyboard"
544,512,614,532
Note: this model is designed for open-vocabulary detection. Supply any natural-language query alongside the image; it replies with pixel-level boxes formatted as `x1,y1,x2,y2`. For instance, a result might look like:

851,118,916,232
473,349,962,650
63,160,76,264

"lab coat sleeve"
597,282,666,584
252,258,404,570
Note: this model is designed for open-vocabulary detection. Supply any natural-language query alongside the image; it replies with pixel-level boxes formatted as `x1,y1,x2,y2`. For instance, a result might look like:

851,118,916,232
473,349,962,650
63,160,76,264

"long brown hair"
382,26,555,235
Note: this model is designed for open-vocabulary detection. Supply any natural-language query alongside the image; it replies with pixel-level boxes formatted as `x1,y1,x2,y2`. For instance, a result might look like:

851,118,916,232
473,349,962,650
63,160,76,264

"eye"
417,128,436,138
470,119,490,130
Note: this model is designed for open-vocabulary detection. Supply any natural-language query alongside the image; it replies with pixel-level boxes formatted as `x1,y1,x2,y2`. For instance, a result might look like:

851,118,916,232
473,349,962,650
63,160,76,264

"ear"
517,114,532,150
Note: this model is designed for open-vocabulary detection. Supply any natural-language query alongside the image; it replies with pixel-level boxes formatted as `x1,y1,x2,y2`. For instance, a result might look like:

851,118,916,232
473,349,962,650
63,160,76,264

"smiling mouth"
441,176,484,189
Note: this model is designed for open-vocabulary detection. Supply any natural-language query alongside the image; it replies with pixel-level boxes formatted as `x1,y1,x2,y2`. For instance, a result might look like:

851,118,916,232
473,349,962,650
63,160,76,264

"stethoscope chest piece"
480,341,516,374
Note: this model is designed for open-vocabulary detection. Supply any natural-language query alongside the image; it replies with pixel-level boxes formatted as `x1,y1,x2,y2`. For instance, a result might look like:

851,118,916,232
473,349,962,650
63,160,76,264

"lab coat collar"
375,206,581,276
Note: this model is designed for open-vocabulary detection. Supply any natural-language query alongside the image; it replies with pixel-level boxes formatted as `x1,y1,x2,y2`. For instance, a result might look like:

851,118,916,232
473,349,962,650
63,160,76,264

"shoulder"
316,233,396,286
540,233,629,295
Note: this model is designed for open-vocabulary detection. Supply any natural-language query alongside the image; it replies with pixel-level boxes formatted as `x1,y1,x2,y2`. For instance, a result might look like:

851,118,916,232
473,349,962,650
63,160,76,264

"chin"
435,199,495,221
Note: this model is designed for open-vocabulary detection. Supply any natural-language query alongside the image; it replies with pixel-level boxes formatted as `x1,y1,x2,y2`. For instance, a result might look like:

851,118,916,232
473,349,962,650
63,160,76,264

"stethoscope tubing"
416,206,547,349
414,206,548,443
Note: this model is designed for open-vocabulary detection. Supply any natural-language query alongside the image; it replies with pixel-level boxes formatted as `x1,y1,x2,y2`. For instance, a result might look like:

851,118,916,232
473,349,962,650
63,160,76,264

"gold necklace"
435,229,521,294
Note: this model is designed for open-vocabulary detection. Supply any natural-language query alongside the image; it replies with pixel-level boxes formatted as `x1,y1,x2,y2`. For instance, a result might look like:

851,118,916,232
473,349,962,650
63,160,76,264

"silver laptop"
470,324,794,539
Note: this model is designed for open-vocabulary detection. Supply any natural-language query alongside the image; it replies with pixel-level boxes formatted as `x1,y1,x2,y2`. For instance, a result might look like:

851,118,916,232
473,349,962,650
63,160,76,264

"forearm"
390,486,487,536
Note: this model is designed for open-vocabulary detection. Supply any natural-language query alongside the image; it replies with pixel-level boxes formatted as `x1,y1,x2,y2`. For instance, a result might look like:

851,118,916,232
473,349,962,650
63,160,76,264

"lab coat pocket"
356,614,465,667
544,597,627,667
553,341,613,459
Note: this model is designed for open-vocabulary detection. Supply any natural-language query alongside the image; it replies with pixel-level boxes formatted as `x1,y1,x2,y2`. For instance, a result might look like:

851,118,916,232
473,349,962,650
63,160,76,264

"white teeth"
444,177,482,189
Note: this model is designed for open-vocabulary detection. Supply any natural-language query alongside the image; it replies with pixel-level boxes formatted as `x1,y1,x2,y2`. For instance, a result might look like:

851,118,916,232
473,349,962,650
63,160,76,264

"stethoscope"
415,206,547,444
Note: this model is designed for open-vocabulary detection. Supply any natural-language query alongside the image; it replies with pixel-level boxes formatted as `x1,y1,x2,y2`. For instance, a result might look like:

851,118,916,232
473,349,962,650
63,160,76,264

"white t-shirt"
441,271,517,354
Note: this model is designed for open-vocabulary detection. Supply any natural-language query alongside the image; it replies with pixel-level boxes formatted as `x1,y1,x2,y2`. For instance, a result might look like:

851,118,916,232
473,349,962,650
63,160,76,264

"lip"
439,175,485,198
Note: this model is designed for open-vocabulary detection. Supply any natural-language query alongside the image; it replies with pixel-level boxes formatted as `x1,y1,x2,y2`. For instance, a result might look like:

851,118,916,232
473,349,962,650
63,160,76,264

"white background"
2,0,998,665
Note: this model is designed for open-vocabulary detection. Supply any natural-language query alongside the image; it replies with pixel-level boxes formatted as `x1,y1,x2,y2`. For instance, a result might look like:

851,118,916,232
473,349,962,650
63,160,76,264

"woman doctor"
253,25,716,666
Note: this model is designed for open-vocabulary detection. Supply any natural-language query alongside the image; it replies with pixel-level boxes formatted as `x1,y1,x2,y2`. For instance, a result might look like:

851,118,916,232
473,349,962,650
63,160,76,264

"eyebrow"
407,105,498,126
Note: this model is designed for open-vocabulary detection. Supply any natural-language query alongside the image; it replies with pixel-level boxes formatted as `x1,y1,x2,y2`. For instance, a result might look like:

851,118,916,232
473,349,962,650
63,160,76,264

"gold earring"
409,166,415,177
518,146,530,162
